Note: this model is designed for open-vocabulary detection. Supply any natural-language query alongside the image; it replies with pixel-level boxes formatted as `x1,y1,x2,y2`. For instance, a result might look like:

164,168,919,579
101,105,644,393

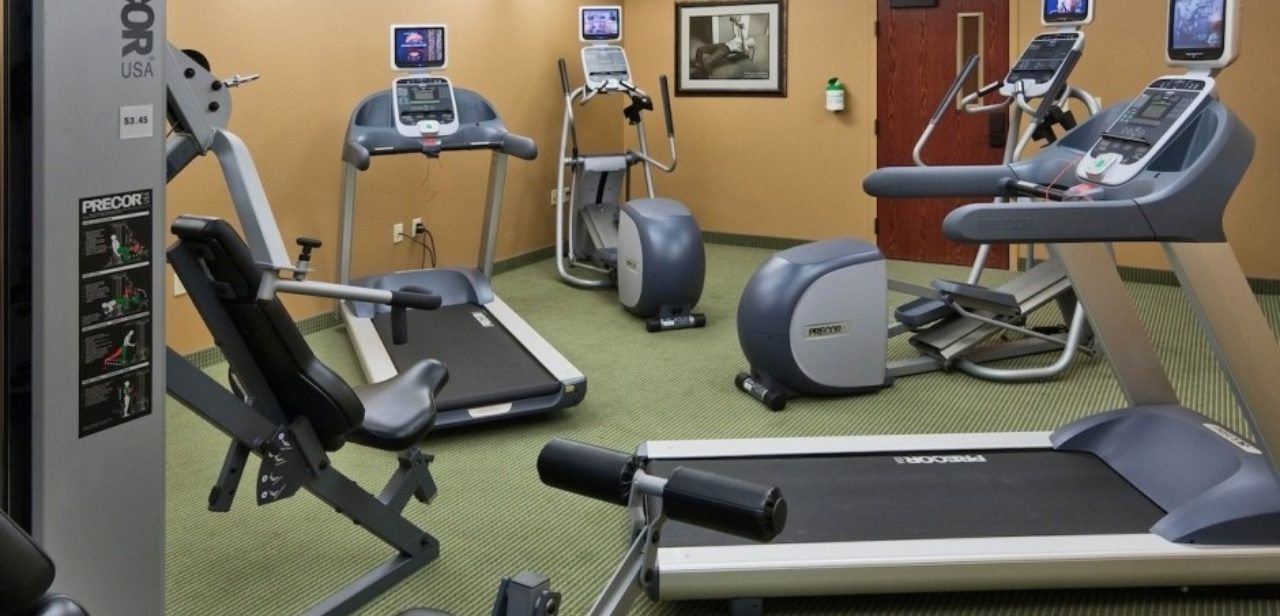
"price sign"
119,104,155,140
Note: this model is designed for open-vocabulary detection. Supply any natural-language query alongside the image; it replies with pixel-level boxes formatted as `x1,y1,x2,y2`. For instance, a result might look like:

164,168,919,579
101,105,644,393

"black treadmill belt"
648,450,1165,547
372,305,560,411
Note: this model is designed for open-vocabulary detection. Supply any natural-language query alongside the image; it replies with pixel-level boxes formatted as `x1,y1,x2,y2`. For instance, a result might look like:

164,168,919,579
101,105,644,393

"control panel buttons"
1085,153,1124,180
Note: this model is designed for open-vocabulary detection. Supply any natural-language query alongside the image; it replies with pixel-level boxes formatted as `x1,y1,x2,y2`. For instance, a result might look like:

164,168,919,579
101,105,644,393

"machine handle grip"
559,58,573,97
390,286,443,311
659,76,676,138
501,133,539,161
343,140,373,171
864,165,1015,199
662,467,788,542
391,305,409,346
932,54,981,125
538,439,638,506
388,285,442,346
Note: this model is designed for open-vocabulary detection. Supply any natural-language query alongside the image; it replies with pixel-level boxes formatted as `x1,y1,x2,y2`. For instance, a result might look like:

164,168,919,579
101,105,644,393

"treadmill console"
1002,32,1085,99
392,75,460,138
1076,76,1216,186
582,45,631,91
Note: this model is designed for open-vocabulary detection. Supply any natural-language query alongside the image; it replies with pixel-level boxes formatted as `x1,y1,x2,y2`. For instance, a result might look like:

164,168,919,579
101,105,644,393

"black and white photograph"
676,0,786,95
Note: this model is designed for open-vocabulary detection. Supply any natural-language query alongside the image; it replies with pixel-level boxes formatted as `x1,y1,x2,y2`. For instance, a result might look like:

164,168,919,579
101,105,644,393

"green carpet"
165,244,1280,615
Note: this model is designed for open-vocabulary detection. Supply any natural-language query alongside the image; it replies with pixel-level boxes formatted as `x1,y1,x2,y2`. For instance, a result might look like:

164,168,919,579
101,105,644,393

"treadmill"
628,0,1280,610
339,25,586,429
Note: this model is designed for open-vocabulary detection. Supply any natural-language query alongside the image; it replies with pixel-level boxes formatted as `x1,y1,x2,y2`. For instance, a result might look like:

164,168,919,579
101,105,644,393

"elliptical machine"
737,1,1102,410
556,6,707,333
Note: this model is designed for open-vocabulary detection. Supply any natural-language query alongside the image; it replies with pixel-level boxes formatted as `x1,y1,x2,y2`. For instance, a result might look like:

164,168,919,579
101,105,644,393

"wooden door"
876,0,1010,268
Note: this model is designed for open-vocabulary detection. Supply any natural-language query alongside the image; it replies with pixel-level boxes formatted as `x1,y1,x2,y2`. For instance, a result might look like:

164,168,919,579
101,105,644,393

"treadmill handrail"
344,124,538,170
864,164,1018,199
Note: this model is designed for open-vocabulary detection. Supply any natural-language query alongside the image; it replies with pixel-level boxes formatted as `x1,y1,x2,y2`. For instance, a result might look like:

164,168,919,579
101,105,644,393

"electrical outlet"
393,223,404,244
411,217,424,236
174,273,187,297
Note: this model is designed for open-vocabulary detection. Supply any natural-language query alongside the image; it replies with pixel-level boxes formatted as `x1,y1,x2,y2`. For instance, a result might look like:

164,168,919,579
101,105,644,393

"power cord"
398,225,437,268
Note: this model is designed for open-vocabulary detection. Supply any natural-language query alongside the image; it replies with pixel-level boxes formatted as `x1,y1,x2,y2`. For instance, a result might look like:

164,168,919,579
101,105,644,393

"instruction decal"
79,189,154,437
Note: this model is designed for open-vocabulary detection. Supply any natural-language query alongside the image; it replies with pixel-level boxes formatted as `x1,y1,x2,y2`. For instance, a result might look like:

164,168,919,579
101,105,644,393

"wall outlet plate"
393,223,405,244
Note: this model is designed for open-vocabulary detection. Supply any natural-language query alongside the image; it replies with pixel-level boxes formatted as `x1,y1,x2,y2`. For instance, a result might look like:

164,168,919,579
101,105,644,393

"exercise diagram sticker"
79,189,154,437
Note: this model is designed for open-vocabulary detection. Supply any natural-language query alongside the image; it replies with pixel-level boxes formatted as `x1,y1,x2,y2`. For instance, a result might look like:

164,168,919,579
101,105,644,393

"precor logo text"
893,455,988,465
121,0,156,79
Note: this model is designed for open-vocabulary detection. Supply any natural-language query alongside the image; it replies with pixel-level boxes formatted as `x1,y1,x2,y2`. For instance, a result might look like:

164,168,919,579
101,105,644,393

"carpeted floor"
165,244,1280,615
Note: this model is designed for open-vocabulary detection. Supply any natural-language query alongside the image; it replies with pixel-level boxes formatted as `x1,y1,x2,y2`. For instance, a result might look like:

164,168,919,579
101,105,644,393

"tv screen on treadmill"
582,8,622,41
393,26,446,70
1170,0,1226,53
1043,0,1091,24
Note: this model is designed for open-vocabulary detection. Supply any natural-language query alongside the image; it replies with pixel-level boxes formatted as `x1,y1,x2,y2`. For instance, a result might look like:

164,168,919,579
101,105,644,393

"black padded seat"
1,510,89,616
170,216,446,453
352,359,449,451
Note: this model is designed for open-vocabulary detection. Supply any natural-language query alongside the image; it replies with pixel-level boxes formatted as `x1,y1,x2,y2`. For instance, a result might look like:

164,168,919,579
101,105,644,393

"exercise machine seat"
351,359,449,451
0,510,89,616
170,216,444,452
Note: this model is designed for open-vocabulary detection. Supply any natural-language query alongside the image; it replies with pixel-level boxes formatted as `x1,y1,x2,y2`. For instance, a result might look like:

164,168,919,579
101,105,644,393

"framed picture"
675,0,787,96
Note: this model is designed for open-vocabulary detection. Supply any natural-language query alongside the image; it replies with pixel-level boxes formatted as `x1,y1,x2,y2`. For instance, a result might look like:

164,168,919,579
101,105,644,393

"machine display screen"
1042,0,1091,24
582,7,622,42
1170,0,1226,53
393,26,446,70
585,47,630,79
1138,100,1174,121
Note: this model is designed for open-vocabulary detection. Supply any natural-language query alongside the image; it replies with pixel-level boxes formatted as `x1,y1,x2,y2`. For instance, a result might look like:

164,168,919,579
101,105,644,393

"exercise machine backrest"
170,216,366,452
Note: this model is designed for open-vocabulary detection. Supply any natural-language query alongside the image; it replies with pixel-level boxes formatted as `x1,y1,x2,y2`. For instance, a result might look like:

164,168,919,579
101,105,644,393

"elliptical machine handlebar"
659,76,676,138
914,54,982,167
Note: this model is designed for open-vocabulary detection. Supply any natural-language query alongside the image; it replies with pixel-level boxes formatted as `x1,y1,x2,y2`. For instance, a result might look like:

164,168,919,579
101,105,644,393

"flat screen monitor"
1042,0,1094,26
1167,0,1232,65
580,6,623,43
391,25,447,71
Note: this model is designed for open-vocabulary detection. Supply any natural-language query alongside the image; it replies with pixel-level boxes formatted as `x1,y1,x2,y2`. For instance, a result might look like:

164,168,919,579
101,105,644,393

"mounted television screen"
392,25,447,71
581,6,623,43
1042,0,1094,26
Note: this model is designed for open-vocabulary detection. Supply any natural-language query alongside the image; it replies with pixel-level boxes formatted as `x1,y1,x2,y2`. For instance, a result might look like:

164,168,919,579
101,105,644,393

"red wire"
1046,157,1083,201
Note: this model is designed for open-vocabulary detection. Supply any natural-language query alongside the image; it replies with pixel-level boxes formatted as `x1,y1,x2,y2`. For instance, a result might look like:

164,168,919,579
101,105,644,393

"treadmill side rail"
653,534,1280,601
486,296,586,385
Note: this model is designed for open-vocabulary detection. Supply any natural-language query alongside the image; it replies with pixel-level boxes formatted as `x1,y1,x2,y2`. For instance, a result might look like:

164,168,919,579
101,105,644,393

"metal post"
478,153,510,277
1051,243,1179,406
1165,242,1280,471
339,163,359,285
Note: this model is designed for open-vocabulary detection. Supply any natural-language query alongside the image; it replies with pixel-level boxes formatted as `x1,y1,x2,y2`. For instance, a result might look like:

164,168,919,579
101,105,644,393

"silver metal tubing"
1070,86,1102,116
339,162,359,286
260,274,396,307
632,471,668,498
209,130,294,271
947,301,1090,352
635,121,657,197
554,88,609,288
478,153,509,277
912,124,938,167
955,301,1089,382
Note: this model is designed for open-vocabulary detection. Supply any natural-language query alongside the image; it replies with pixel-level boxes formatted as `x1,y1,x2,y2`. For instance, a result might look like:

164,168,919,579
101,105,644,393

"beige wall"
622,0,879,243
1014,0,1280,278
165,1,1280,351
167,0,620,352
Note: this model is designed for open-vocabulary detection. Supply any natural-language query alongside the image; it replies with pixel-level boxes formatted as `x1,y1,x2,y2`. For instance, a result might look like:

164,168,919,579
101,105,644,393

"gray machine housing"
737,239,889,398
617,198,706,320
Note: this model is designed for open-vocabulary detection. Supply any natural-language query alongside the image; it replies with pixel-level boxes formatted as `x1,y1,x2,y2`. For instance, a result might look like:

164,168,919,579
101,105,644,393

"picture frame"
675,0,787,96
